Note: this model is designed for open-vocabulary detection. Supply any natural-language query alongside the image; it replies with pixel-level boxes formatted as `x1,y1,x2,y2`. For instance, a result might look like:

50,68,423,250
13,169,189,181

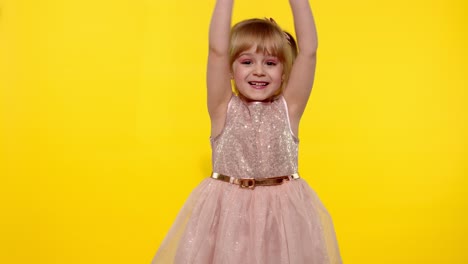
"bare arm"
207,0,234,136
283,0,318,132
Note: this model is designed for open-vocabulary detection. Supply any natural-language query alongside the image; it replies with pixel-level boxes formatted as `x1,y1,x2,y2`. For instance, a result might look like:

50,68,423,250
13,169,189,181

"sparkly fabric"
152,95,342,264
211,95,298,178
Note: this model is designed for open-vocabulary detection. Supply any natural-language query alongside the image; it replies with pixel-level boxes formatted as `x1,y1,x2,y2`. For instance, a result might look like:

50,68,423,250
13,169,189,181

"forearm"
209,0,234,55
289,0,318,55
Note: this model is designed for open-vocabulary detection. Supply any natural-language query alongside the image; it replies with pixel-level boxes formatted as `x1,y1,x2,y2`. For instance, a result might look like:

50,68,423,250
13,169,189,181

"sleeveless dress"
152,95,342,264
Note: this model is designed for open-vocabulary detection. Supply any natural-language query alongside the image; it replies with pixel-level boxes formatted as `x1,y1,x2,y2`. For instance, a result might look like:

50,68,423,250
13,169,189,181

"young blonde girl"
152,0,342,263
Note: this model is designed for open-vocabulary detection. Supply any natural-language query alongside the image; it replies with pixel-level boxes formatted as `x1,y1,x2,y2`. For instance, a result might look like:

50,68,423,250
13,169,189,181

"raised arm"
283,0,318,131
207,0,234,136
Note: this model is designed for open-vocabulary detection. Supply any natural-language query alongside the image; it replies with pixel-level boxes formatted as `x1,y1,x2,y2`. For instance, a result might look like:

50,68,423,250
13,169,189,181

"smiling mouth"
249,81,269,89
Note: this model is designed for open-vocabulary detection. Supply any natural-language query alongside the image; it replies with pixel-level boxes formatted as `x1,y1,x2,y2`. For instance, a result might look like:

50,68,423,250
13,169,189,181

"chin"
236,85,282,102
238,92,276,102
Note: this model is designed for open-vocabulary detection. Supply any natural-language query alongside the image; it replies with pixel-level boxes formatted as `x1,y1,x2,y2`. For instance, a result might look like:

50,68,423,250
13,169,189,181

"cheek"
233,68,246,81
273,65,284,78
275,69,285,81
233,72,242,82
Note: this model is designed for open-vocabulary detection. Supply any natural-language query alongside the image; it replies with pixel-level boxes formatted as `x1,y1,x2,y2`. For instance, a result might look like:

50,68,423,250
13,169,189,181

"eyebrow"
238,52,253,57
238,52,278,58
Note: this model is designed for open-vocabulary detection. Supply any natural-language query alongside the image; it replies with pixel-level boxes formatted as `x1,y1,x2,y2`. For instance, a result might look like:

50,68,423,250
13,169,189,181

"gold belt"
210,172,300,190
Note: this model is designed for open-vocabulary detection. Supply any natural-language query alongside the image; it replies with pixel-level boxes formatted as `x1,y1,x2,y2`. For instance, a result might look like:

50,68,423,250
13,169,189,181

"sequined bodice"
210,95,299,179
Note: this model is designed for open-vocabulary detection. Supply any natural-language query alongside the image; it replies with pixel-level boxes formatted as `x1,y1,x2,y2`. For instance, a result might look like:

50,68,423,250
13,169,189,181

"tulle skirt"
152,178,342,264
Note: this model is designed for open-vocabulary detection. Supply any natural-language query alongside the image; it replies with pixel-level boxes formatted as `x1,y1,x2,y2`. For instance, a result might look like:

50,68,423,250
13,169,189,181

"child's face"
232,45,284,101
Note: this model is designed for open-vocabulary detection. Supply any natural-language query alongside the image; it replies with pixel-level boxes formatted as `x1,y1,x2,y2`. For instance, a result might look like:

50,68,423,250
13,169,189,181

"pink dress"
152,95,342,264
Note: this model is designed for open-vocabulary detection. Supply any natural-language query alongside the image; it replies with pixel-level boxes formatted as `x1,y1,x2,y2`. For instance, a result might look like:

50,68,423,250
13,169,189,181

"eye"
241,60,252,65
266,61,277,66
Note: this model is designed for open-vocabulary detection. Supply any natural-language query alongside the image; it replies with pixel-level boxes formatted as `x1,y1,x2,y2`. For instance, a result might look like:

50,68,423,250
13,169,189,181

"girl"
152,0,342,263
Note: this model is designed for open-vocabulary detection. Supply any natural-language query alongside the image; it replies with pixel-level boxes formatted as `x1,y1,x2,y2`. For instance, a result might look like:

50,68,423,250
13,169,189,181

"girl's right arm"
207,0,234,137
283,0,318,135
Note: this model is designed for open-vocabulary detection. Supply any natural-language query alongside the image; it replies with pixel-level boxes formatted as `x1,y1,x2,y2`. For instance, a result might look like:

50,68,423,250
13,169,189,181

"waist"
210,172,300,190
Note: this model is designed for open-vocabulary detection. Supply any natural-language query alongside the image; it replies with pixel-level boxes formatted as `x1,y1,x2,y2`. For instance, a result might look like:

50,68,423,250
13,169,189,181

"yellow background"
1,0,466,263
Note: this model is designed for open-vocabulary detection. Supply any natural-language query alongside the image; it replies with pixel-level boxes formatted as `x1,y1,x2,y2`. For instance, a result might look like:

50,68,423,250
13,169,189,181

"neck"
238,93,280,104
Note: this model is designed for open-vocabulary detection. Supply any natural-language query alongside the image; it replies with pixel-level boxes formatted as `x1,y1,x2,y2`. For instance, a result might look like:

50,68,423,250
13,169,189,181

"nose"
253,64,265,76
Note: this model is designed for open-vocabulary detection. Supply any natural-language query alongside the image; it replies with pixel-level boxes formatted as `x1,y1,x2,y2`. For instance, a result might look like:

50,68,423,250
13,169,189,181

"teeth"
250,82,267,86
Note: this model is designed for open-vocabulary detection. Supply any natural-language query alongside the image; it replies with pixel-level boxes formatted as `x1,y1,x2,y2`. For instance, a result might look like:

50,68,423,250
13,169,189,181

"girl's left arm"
283,0,318,128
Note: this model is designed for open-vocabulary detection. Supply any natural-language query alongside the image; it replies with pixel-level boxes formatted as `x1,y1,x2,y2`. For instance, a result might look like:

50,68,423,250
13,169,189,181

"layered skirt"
152,177,342,264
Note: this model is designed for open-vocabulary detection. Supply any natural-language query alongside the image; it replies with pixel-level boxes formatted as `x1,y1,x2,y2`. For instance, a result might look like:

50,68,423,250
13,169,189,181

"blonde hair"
229,18,297,93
